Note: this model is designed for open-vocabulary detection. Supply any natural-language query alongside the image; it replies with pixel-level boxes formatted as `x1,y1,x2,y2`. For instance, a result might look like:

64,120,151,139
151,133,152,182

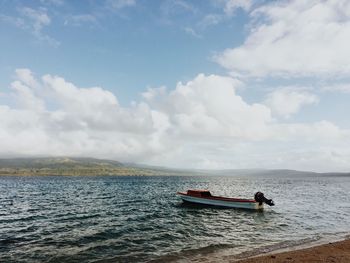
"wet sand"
235,239,350,263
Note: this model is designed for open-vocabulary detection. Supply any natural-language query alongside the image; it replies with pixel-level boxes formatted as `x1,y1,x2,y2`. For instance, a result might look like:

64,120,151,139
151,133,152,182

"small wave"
148,243,234,263
1,175,350,262
52,213,101,223
0,236,32,248
0,214,47,224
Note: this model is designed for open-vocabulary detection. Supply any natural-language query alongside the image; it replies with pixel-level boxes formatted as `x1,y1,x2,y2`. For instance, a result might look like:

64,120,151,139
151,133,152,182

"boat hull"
178,194,263,210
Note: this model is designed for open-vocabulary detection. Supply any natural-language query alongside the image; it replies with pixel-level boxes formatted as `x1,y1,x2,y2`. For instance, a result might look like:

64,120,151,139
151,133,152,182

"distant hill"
0,157,349,177
200,168,350,177
0,157,191,176
0,157,123,169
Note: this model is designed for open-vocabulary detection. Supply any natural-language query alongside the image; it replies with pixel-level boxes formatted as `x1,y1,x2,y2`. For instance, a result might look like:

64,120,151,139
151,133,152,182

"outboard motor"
254,192,275,206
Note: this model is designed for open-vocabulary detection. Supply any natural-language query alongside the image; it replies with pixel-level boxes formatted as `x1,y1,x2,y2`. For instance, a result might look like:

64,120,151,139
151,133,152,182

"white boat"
177,190,274,210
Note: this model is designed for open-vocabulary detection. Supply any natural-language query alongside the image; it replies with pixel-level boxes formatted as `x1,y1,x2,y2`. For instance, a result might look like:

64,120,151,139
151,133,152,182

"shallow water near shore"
0,175,349,262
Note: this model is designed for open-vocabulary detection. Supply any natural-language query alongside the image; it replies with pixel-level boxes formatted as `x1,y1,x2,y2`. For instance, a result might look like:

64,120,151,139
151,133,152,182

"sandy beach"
235,239,350,263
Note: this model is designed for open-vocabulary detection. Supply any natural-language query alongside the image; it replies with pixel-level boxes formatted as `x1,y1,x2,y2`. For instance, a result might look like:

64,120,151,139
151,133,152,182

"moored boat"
177,190,274,210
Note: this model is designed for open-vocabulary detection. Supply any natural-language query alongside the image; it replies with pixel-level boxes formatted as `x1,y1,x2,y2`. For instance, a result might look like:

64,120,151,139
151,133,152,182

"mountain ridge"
0,157,349,176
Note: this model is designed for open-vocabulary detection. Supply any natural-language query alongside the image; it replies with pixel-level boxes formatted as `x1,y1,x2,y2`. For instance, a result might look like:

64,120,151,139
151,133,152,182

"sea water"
0,175,349,262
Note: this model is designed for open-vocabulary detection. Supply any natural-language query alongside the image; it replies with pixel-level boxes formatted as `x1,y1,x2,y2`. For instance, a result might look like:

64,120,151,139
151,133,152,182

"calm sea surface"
0,175,350,262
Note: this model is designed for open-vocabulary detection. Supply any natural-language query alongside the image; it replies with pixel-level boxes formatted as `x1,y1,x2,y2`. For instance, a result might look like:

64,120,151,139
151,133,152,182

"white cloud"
199,14,223,28
64,14,97,26
106,0,136,10
322,83,350,93
40,0,64,6
184,27,202,38
264,87,319,118
1,69,349,172
216,0,350,77
0,69,163,162
272,121,345,142
253,147,350,172
0,14,25,29
143,74,272,139
19,7,59,47
11,81,45,112
1,7,59,46
198,0,252,29
20,7,51,32
40,74,156,134
223,0,253,15
15,68,39,88
160,0,196,16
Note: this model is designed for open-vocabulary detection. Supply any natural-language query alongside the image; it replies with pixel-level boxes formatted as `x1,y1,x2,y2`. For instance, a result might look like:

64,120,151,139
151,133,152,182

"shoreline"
232,232,350,260
235,237,350,263
166,233,350,263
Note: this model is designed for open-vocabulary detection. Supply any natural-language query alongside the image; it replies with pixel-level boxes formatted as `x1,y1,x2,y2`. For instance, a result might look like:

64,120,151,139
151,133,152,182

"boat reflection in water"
177,190,274,210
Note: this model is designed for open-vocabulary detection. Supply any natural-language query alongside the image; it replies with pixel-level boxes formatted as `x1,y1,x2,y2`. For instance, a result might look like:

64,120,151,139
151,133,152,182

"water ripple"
0,175,349,262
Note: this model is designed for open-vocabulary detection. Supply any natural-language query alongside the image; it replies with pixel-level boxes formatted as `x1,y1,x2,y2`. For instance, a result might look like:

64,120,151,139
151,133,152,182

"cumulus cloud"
215,0,350,77
144,74,272,140
0,69,162,161
264,88,319,118
11,81,45,112
15,68,39,88
1,69,349,171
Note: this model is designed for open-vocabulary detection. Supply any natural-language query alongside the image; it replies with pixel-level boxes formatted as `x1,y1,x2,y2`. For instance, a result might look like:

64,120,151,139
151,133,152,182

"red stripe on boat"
176,190,256,203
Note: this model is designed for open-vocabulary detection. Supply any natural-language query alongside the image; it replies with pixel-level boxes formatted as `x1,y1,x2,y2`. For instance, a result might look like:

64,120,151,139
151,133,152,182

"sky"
1,0,350,172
